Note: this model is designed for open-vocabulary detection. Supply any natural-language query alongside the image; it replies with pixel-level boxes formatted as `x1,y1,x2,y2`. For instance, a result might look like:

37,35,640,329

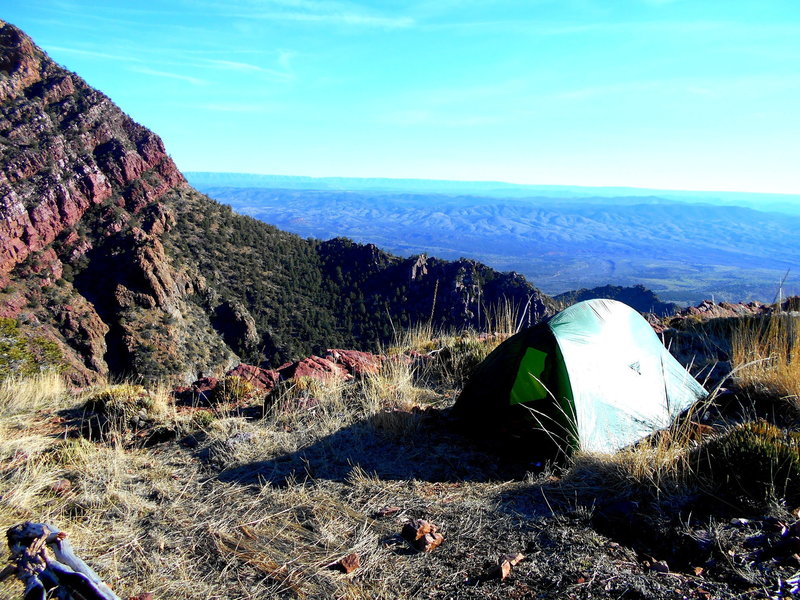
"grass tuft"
731,313,800,407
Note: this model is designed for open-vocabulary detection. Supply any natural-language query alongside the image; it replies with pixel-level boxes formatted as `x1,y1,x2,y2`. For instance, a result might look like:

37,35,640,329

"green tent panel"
509,347,549,405
453,299,707,454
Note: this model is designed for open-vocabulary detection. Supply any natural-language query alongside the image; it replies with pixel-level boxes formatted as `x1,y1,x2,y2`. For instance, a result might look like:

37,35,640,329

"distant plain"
189,173,800,305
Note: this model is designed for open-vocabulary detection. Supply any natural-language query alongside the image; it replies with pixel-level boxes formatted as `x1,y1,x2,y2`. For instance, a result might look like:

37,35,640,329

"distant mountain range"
186,172,800,214
186,175,800,305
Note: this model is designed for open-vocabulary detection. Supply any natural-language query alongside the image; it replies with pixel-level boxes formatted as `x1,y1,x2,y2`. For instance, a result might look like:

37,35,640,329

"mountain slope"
0,21,553,383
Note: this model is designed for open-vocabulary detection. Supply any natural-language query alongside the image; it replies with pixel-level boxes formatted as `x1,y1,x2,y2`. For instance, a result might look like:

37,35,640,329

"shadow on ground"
210,408,550,486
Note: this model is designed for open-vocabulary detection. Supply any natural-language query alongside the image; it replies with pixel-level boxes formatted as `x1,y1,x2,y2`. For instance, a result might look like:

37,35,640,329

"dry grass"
731,312,800,406
0,370,67,416
5,316,800,599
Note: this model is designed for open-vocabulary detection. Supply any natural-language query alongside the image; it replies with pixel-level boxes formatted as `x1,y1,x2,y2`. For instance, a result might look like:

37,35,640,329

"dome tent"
452,299,707,454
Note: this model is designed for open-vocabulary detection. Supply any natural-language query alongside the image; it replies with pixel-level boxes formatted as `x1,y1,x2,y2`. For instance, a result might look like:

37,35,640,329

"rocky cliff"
0,21,555,384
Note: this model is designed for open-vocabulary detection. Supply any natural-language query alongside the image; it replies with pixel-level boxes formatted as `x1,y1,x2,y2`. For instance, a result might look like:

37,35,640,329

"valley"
188,178,800,305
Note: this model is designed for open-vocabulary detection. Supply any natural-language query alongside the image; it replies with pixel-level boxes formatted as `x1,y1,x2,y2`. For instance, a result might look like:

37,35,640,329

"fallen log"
1,522,121,600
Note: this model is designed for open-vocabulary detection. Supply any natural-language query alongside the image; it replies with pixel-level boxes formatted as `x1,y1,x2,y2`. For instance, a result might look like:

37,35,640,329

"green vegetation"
161,188,549,368
0,317,64,379
694,420,800,505
209,375,256,405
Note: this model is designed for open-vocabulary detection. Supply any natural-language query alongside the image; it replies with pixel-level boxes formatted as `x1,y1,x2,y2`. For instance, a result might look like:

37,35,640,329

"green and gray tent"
452,299,707,454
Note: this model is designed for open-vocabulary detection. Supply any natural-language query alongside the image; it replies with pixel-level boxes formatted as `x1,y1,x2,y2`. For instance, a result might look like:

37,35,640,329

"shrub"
0,317,64,379
82,384,168,440
693,420,800,506
429,335,497,390
210,375,256,405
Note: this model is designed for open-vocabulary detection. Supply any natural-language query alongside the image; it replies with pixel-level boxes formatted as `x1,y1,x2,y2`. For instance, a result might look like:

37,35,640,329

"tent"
452,299,707,454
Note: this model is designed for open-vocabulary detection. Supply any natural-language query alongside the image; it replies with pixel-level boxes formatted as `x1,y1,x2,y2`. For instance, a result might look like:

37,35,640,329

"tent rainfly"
452,298,707,454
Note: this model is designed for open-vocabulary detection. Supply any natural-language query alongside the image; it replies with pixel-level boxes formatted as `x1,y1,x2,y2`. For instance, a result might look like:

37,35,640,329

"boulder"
277,356,351,382
326,349,383,376
226,364,280,392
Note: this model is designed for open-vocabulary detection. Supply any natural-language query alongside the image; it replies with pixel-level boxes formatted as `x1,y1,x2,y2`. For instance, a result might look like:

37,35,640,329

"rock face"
316,238,554,337
0,21,556,384
0,20,237,382
675,299,769,321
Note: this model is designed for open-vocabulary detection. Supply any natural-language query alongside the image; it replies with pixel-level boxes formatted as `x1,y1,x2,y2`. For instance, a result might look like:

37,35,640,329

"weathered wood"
5,522,122,600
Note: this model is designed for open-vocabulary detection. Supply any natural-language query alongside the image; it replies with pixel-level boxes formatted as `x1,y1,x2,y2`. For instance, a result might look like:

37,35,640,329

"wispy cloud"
194,102,280,113
184,0,415,28
45,45,143,63
423,17,800,38
378,108,507,128
129,66,209,85
277,50,295,71
555,74,800,102
243,11,414,28
205,59,294,80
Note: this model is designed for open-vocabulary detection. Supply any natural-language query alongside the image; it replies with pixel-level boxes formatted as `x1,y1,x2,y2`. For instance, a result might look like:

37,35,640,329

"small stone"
331,552,360,574
375,506,401,518
51,479,72,495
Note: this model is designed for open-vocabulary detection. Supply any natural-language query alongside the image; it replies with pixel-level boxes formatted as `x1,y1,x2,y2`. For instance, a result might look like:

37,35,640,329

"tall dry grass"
731,313,800,405
0,370,67,416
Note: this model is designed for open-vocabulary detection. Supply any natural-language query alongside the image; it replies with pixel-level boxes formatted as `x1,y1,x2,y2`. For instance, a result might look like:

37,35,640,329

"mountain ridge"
0,20,554,384
189,184,800,304
186,171,800,213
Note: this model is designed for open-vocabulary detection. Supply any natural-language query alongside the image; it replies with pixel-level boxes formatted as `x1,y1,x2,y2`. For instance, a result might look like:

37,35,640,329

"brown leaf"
502,553,525,567
338,553,360,574
401,519,436,542
496,553,526,581
420,532,444,552
401,519,444,551
693,566,704,577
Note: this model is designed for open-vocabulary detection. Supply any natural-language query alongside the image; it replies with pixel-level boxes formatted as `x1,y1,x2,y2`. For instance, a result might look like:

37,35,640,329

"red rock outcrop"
226,364,280,392
277,356,352,382
326,349,383,376
678,299,768,320
0,20,185,279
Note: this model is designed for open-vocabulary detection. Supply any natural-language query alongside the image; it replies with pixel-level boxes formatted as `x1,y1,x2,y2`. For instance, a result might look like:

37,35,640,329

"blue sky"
5,0,800,193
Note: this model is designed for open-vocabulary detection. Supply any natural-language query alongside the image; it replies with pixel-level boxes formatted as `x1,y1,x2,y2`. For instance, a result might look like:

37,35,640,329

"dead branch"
3,522,122,600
